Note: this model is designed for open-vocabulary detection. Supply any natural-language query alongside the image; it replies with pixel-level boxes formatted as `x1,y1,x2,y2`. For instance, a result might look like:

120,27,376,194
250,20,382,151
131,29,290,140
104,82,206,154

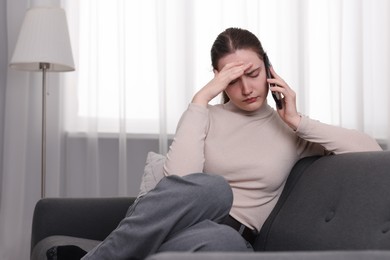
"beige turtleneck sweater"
163,101,382,231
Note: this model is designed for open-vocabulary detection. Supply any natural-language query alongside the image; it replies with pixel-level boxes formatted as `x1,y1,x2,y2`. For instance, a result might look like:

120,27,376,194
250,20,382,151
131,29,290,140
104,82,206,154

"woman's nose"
240,78,252,96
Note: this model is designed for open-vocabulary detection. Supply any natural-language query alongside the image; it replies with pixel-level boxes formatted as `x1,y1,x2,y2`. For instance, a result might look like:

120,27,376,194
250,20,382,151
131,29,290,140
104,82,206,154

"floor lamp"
9,0,75,198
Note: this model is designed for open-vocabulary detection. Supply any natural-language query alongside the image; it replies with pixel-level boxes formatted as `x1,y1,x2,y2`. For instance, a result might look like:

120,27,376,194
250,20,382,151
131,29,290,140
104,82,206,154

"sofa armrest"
31,197,135,254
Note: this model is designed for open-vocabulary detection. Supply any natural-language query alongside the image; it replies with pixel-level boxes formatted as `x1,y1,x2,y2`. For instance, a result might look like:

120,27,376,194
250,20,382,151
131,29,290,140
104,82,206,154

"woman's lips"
243,97,258,104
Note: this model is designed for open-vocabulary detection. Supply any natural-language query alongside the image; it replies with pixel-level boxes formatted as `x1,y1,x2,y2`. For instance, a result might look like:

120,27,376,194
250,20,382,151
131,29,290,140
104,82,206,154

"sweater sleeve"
163,103,210,177
295,115,382,157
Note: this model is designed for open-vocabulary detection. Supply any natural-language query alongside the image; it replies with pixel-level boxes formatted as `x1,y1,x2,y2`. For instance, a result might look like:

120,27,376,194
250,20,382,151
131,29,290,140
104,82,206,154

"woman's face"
217,49,268,112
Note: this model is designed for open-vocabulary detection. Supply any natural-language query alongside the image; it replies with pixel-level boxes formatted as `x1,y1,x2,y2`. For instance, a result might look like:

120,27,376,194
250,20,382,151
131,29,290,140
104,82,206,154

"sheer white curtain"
1,0,390,259
63,0,390,140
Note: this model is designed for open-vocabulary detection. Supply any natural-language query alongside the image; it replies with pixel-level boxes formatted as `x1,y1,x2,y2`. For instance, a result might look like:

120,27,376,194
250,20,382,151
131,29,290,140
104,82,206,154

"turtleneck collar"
222,100,275,118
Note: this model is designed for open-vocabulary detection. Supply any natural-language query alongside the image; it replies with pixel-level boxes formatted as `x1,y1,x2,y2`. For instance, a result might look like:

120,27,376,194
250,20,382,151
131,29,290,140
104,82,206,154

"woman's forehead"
217,49,262,70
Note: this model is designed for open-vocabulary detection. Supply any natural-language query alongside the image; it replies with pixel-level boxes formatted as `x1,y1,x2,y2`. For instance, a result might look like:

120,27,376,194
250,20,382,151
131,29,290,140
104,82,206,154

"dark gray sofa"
31,151,390,259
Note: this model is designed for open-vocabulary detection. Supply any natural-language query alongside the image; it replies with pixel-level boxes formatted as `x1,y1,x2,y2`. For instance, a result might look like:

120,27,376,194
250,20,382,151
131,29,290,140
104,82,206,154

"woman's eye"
229,79,239,85
247,72,259,78
246,68,260,78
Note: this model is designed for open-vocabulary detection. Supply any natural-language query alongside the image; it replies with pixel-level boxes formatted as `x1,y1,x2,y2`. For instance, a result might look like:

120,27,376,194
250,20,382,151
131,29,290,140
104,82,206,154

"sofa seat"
146,251,390,260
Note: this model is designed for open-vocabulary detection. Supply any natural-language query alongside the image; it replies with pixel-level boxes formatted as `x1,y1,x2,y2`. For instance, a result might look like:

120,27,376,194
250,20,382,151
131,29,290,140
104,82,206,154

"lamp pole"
40,62,49,198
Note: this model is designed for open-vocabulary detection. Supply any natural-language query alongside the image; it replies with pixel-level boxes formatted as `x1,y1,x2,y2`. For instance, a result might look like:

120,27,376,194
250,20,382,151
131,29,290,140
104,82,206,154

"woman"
82,28,381,260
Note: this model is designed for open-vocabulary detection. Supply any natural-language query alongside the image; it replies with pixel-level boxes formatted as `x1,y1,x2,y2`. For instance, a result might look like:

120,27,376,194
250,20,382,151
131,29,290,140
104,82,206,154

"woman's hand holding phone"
267,66,301,130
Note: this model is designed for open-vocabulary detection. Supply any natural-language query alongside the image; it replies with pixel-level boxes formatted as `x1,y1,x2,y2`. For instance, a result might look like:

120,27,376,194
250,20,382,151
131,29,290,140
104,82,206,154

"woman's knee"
179,173,233,211
188,173,231,197
149,173,232,222
158,173,232,202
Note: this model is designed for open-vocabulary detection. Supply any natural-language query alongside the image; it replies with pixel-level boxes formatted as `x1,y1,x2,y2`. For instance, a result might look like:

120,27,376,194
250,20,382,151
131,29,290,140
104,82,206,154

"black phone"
264,53,283,109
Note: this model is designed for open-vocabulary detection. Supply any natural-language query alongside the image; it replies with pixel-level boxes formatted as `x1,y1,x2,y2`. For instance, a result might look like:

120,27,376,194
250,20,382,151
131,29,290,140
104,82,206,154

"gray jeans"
81,173,252,260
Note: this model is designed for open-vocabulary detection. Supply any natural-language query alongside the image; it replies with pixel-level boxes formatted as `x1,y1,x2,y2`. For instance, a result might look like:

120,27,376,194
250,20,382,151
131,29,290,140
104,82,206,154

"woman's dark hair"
210,28,265,103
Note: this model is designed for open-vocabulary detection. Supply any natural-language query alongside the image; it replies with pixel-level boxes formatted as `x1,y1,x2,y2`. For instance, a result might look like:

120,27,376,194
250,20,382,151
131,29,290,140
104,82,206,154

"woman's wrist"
192,91,210,107
287,114,302,131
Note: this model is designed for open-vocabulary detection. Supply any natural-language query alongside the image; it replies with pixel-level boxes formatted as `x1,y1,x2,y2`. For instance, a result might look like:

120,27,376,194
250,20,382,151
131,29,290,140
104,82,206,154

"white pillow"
138,151,166,197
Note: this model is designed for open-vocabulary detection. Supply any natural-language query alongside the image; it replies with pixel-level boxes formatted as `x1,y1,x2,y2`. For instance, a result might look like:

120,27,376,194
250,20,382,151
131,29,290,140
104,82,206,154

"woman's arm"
296,116,382,156
268,67,382,155
164,62,251,176
163,104,209,177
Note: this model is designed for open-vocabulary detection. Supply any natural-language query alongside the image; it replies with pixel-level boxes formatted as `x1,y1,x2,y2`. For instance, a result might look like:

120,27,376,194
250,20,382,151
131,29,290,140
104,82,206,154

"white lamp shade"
9,5,75,72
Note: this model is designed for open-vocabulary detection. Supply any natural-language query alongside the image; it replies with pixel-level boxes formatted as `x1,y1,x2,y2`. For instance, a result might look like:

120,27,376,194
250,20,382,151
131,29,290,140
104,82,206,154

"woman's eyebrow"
245,66,261,74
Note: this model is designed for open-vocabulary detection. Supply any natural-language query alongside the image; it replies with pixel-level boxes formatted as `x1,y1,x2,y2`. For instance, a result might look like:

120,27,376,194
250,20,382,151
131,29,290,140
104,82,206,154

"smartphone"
264,53,283,109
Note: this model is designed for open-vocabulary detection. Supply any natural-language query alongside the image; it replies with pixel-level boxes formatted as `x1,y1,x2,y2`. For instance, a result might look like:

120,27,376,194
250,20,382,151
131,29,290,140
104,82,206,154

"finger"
270,84,291,95
243,62,254,72
267,79,286,91
229,62,253,76
269,66,289,86
220,61,245,71
270,85,284,98
222,63,249,81
269,66,280,79
267,75,291,92
270,85,296,103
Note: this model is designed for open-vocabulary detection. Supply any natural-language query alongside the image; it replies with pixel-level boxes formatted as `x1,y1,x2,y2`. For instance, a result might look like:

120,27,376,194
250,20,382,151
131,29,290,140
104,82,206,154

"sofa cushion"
138,151,166,197
255,151,390,251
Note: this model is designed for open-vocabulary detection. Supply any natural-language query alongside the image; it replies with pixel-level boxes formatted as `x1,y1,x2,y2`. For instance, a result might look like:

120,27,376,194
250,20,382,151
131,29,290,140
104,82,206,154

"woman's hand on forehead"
192,61,252,106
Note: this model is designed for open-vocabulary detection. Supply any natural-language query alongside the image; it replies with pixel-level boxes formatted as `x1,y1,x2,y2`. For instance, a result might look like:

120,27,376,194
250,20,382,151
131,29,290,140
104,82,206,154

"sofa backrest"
255,151,390,251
